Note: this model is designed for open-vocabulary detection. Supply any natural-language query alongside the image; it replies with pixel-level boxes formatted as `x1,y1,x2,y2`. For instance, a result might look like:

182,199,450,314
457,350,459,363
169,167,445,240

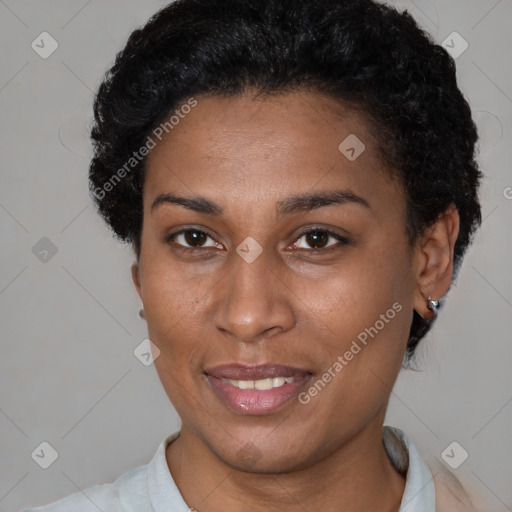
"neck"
165,415,406,512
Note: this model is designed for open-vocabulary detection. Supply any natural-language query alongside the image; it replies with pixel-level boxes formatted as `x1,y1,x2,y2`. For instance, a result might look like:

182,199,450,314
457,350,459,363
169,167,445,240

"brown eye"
292,229,349,250
184,230,208,246
304,230,329,249
167,229,223,249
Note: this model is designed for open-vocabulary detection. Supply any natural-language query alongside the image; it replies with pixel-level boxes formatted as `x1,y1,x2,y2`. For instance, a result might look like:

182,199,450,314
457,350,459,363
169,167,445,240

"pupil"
185,231,207,246
306,231,328,249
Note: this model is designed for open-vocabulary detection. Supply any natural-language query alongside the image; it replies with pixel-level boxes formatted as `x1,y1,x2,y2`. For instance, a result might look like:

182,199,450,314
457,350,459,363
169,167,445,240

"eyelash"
165,227,350,253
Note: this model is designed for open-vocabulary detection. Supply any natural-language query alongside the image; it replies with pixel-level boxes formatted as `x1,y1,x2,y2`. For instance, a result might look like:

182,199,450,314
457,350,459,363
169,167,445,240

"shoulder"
21,431,183,512
426,457,478,512
383,426,480,512
21,459,148,512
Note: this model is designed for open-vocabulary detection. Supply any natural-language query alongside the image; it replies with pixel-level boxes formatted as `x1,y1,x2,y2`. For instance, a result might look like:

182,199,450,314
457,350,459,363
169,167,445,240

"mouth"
220,375,298,390
204,363,313,415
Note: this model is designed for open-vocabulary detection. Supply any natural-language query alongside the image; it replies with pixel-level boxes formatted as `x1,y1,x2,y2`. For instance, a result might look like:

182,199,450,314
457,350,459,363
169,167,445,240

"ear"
412,204,460,320
131,262,143,301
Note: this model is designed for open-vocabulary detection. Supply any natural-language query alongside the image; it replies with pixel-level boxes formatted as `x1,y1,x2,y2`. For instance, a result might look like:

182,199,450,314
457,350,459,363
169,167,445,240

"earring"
427,296,439,319
138,305,145,320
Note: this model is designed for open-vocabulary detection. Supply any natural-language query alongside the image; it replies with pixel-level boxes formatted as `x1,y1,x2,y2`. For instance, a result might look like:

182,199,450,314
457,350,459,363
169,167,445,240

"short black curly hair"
89,0,482,362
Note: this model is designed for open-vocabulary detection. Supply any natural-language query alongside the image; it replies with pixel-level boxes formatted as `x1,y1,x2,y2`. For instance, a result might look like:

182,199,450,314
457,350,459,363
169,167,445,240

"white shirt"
22,426,473,512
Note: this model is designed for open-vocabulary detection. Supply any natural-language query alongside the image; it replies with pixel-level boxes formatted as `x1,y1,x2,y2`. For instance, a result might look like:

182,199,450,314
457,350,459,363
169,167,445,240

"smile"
204,364,312,415
220,376,297,390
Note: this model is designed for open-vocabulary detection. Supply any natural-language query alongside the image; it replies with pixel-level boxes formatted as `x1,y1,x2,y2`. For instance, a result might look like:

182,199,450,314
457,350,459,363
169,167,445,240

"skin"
131,89,459,512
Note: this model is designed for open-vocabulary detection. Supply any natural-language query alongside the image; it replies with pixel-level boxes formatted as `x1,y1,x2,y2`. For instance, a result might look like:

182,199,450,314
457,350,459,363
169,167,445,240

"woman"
25,0,482,510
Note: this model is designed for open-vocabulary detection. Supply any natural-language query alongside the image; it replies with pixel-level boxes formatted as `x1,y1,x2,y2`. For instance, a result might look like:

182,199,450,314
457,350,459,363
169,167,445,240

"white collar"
383,426,436,511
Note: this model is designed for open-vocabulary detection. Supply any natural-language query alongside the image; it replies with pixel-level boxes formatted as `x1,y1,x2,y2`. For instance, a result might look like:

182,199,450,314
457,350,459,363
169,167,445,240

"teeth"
255,378,273,390
221,376,296,390
238,380,254,390
273,377,285,387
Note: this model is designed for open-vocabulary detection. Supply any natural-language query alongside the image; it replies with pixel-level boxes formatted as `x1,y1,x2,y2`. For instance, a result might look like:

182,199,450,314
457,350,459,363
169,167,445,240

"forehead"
143,90,402,217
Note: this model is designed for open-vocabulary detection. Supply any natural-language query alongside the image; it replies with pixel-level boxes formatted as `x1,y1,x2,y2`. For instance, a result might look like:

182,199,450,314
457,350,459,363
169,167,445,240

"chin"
223,452,305,475
208,435,321,475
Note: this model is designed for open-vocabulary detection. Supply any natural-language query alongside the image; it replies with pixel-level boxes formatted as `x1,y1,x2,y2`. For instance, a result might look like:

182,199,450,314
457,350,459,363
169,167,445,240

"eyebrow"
150,189,371,217
151,194,222,216
276,190,370,216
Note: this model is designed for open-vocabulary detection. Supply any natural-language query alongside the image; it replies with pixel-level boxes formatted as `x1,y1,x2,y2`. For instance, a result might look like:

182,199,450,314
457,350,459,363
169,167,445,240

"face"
133,89,419,473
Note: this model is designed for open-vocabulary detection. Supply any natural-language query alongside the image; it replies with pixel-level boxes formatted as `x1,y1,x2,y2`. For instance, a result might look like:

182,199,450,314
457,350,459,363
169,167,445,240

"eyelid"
288,227,351,251
166,226,351,252
166,227,223,249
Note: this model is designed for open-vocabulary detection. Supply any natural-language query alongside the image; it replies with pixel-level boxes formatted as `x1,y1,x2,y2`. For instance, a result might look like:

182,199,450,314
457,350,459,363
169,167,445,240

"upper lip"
204,363,312,380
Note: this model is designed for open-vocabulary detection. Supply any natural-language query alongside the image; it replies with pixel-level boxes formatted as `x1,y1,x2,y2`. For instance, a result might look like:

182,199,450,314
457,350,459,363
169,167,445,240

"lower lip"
205,375,311,415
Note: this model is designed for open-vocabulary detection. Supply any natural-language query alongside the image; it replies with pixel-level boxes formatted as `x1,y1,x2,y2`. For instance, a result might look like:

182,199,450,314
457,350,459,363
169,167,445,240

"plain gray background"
1,1,511,510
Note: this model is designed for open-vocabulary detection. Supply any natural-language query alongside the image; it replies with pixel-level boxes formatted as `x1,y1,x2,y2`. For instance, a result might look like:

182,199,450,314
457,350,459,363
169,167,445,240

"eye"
290,228,349,251
166,227,348,253
166,228,223,250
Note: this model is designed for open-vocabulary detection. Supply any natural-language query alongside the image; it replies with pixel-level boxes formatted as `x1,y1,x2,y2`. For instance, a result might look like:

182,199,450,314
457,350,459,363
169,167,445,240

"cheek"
142,275,211,406
142,262,206,336
299,239,413,342
143,269,207,409
294,248,412,431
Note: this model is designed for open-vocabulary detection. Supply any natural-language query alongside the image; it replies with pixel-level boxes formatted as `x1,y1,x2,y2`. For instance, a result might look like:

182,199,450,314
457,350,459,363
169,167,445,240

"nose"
212,248,296,343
